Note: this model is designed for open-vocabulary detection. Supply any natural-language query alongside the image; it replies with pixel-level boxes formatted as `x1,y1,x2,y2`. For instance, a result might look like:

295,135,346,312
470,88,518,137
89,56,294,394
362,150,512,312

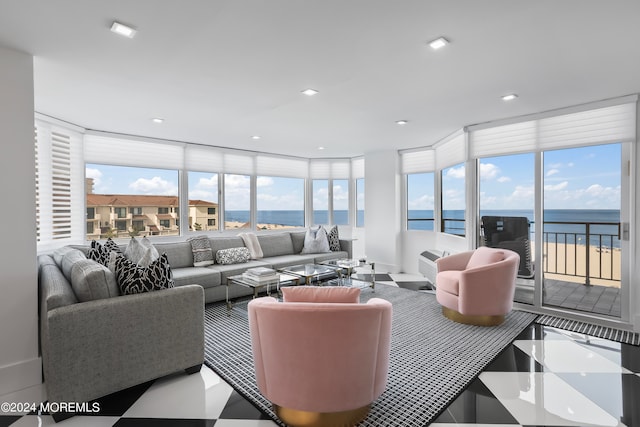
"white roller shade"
351,157,365,179
185,145,224,172
84,134,184,169
309,159,351,179
222,151,255,175
469,96,637,158
435,131,466,169
256,154,308,178
400,149,435,174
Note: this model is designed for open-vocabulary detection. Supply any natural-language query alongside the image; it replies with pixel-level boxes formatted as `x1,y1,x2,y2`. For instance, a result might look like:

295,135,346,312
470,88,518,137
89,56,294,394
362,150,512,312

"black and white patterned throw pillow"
88,238,122,267
215,247,250,265
114,253,175,295
327,225,341,251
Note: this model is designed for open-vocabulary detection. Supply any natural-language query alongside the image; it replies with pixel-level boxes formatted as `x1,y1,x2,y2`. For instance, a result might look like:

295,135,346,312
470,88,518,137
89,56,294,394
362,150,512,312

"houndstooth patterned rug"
203,285,537,426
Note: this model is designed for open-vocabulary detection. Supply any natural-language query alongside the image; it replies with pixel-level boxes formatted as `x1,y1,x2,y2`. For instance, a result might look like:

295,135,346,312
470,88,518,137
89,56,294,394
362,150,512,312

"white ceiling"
1,0,639,159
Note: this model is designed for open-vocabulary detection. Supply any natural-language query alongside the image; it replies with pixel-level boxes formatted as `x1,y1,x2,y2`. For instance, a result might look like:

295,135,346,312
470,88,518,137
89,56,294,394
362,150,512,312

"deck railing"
542,221,621,285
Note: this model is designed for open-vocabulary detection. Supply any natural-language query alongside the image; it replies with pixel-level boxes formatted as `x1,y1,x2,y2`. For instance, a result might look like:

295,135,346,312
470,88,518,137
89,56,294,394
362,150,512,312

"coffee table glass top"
278,264,339,283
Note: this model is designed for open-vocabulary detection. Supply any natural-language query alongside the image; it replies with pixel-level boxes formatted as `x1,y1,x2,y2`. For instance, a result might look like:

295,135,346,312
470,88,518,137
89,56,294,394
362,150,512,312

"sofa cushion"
466,247,505,270
290,231,306,254
153,241,194,269
327,225,341,251
115,253,175,295
282,286,360,303
209,237,246,258
124,236,160,267
261,254,316,269
39,256,79,310
171,267,221,288
70,259,120,302
187,235,215,266
312,251,350,264
216,247,250,264
52,246,77,268
257,233,295,257
301,226,331,254
60,249,87,282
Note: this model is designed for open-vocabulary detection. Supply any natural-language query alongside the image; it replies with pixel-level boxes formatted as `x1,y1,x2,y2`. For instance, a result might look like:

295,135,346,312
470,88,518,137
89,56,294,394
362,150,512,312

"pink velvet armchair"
435,246,519,326
248,286,392,427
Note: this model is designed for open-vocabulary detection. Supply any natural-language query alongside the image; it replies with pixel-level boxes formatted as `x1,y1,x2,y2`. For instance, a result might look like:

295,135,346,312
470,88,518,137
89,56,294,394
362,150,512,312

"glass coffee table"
277,264,340,285
320,258,376,290
226,272,300,314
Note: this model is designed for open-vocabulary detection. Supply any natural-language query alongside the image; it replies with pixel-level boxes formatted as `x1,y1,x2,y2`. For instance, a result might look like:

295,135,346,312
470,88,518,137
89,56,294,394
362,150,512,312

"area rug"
203,285,537,426
536,314,640,346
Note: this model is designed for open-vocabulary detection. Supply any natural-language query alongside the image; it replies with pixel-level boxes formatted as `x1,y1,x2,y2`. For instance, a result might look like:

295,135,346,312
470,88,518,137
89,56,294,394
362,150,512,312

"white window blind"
309,159,351,179
469,96,637,158
351,157,365,179
84,134,184,170
400,149,435,174
35,120,85,249
185,145,224,172
222,151,255,175
435,131,466,169
256,154,308,178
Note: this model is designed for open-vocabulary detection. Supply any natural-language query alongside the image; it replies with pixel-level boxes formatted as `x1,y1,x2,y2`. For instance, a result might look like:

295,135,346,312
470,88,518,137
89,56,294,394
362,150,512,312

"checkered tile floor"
2,276,639,426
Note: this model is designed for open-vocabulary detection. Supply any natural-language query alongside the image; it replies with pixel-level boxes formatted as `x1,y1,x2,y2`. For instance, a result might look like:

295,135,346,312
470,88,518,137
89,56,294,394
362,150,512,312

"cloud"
479,163,500,180
408,194,435,210
224,174,250,189
256,176,274,187
544,181,569,191
197,175,218,188
85,167,103,187
188,189,216,202
497,176,511,183
511,185,535,199
546,169,560,177
446,165,465,179
128,176,177,195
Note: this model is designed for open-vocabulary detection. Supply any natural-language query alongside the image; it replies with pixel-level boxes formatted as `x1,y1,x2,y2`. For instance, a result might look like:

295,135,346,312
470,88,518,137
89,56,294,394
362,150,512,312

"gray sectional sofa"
37,230,352,420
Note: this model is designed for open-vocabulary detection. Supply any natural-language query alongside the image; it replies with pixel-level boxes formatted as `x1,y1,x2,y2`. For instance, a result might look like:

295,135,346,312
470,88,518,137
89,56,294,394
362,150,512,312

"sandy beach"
533,242,621,288
224,220,297,230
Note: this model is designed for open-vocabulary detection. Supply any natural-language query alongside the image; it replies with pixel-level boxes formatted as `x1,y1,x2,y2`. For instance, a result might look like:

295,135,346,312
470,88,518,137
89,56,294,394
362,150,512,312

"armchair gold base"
442,306,505,326
273,403,371,427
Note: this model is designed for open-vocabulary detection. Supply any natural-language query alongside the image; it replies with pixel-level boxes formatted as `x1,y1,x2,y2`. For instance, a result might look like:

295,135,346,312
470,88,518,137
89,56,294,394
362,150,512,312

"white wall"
633,105,640,332
0,45,41,395
364,150,401,272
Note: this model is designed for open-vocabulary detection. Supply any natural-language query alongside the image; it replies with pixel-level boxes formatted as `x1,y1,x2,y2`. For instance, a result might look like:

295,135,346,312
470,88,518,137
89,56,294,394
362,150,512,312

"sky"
407,143,622,211
87,143,621,212
85,165,350,211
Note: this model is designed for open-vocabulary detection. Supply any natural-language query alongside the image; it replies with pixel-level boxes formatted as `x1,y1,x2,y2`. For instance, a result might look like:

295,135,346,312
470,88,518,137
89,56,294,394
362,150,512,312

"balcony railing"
542,221,621,285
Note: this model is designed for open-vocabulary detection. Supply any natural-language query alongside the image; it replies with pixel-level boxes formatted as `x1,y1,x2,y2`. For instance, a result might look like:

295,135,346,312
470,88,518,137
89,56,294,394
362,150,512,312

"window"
159,219,170,228
356,178,365,227
441,163,465,236
85,163,179,240
332,179,349,225
114,207,127,218
407,173,435,230
188,171,219,231
257,176,304,230
312,180,329,225
87,207,95,219
224,174,250,229
87,222,94,234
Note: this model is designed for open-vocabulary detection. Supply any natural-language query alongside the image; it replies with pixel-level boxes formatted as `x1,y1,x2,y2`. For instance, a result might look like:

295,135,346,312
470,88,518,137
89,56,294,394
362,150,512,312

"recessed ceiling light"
428,37,449,50
152,118,164,124
318,146,325,150
110,21,137,39
251,135,261,140
502,93,518,101
396,120,409,125
302,88,319,96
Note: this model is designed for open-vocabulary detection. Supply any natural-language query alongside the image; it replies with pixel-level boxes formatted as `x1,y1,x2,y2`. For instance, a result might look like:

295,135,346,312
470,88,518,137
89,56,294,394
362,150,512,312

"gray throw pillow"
301,226,331,254
70,259,119,302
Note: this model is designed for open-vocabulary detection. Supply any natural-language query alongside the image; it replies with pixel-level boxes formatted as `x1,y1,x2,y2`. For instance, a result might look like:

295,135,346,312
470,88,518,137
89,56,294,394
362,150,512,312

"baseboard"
0,357,42,396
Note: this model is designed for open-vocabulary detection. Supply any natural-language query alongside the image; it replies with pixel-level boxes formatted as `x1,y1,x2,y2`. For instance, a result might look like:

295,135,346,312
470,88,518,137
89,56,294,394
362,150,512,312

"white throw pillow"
124,237,159,267
301,226,331,254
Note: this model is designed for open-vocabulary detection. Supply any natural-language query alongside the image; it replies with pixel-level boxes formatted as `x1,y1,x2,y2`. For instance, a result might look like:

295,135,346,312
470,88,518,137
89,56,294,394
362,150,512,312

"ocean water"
227,209,621,248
